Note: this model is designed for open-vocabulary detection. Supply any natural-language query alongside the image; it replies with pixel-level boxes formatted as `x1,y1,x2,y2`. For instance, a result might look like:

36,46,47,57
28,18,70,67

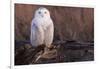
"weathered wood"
15,40,94,65
15,40,94,50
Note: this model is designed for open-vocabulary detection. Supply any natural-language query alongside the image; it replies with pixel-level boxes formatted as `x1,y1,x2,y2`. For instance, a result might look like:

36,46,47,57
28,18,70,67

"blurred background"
15,4,94,42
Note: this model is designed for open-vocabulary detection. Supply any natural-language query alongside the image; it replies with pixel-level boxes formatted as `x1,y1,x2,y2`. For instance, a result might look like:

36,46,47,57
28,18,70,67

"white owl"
30,7,54,48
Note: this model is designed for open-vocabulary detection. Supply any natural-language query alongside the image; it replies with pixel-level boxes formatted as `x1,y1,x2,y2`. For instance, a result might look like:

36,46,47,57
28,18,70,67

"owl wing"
44,20,54,47
30,20,44,47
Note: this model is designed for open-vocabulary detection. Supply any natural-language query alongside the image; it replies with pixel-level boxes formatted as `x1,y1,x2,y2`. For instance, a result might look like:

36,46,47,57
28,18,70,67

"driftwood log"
15,40,94,65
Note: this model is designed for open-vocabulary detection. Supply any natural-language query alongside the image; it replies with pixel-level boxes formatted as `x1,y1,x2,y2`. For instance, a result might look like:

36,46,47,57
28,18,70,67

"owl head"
34,7,51,18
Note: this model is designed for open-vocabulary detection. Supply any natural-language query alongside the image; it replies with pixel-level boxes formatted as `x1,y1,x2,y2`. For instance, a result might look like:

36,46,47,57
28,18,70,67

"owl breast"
30,14,54,47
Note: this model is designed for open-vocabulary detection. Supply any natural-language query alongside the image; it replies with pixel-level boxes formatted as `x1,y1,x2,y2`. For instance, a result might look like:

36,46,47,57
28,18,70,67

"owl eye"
38,11,41,14
44,11,47,14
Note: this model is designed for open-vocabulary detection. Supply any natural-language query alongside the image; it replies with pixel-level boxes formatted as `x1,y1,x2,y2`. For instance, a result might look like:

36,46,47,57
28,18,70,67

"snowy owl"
30,7,54,48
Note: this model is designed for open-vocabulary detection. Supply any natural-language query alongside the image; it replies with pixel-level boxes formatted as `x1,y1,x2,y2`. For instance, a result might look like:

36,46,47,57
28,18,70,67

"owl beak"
41,15,44,17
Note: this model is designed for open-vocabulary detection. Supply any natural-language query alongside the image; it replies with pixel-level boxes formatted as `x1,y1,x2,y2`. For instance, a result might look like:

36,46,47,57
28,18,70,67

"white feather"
30,7,54,47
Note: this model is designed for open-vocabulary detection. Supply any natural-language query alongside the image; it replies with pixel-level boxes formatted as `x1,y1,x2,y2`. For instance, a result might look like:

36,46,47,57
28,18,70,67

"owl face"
35,7,50,18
